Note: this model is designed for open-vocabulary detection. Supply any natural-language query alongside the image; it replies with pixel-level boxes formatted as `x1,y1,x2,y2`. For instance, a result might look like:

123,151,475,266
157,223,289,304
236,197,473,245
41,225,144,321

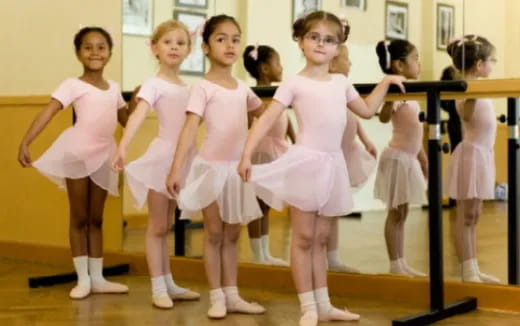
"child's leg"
146,190,173,307
466,199,500,283
326,217,359,273
385,205,407,275
456,199,481,282
87,178,128,293
201,201,226,318
65,177,91,299
290,207,319,325
162,199,200,300
313,216,359,322
247,204,265,263
395,204,425,277
221,221,265,314
258,200,288,266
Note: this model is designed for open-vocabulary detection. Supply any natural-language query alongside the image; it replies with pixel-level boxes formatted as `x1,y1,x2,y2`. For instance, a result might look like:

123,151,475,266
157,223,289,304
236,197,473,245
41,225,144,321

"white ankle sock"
151,275,168,297
260,235,273,259
314,287,331,312
164,273,186,295
72,256,90,287
462,259,480,281
210,288,225,304
223,286,243,304
390,259,406,274
298,291,317,314
250,238,265,262
88,257,105,284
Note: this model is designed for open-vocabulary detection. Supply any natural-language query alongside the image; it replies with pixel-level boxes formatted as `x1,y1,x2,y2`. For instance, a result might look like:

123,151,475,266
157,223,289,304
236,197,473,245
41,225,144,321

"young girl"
373,39,428,277
17,27,130,299
242,44,296,266
327,44,378,273
111,20,200,309
166,15,266,319
445,35,499,283
238,11,405,326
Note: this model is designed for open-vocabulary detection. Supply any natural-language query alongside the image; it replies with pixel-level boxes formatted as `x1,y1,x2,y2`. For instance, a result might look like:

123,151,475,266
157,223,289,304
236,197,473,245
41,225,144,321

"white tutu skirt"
344,142,376,188
177,156,262,225
32,127,119,196
125,138,195,208
250,145,353,217
251,136,288,164
445,141,495,200
373,147,427,209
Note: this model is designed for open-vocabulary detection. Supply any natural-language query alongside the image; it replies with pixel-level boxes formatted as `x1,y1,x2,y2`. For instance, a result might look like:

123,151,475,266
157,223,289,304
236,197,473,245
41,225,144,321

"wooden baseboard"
1,240,520,312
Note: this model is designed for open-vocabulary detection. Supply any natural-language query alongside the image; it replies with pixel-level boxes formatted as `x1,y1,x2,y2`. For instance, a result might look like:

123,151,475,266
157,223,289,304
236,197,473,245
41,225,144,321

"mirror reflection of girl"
166,15,266,319
445,35,499,284
328,44,377,273
243,44,295,266
111,20,200,309
17,27,130,299
238,11,405,325
374,39,428,277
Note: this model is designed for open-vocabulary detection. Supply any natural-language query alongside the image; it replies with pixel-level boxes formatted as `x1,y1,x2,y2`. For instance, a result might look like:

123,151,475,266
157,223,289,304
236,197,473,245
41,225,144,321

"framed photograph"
175,0,208,9
342,0,367,11
293,0,322,22
123,0,153,36
385,1,408,40
174,10,206,76
437,3,455,50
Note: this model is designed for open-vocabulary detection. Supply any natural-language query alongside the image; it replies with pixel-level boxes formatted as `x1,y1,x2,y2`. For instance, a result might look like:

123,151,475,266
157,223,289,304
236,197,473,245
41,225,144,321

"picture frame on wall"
123,0,153,36
175,0,208,9
342,0,367,11
385,1,408,40
437,3,455,50
293,0,322,22
174,10,206,76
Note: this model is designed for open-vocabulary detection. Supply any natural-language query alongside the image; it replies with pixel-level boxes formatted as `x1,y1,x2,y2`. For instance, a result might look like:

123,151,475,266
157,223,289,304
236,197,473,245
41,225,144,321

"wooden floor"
1,258,519,326
123,201,509,283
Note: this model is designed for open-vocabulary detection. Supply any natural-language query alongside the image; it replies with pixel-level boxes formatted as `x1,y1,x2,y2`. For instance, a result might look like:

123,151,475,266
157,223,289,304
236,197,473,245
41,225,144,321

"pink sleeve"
136,80,159,108
186,83,207,117
273,79,294,107
345,78,360,103
246,86,262,112
51,79,78,109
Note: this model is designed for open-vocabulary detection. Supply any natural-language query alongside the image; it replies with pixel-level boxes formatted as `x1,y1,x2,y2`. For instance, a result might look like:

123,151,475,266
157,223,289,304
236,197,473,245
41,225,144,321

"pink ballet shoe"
207,301,227,319
91,280,129,294
318,306,360,322
69,284,91,300
299,310,318,326
152,294,174,309
227,300,266,314
169,289,201,301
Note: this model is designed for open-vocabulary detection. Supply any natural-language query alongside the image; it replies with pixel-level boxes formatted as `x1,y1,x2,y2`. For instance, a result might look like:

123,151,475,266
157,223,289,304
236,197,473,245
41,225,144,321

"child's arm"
166,113,201,195
18,99,63,167
238,100,286,181
286,116,297,144
247,102,267,128
459,99,476,122
378,102,394,123
111,99,151,171
348,75,406,119
357,120,377,158
417,148,428,180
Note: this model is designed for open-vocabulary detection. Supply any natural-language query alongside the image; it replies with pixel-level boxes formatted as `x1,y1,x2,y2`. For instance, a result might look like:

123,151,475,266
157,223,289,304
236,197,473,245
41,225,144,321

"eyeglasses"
304,33,339,46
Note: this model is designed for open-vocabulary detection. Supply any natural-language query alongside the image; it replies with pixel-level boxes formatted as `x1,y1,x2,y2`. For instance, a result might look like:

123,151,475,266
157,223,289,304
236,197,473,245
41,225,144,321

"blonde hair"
329,44,348,74
151,19,191,46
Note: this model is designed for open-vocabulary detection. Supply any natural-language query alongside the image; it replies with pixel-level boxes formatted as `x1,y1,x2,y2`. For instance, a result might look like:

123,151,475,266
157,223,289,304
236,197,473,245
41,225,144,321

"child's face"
76,32,111,71
264,52,283,82
298,22,339,66
203,21,241,67
401,48,420,79
475,55,496,78
152,28,191,67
